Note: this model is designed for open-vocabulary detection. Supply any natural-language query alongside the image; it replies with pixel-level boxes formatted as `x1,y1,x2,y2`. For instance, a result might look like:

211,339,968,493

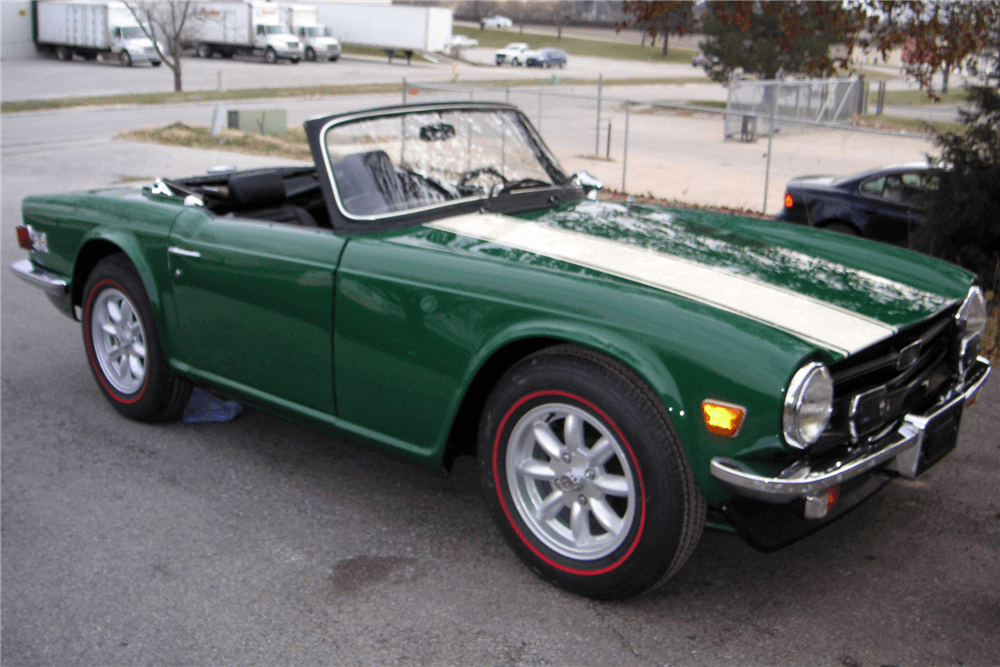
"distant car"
480,15,513,30
495,42,530,66
692,53,710,67
448,34,479,49
526,47,567,69
775,163,940,247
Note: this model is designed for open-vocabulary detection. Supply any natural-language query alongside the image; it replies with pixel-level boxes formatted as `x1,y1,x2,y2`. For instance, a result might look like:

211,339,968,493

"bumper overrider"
711,356,990,502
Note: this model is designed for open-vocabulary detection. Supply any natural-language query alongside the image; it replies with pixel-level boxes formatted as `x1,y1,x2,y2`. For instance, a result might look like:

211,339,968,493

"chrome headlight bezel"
783,361,834,450
956,286,988,338
955,286,988,375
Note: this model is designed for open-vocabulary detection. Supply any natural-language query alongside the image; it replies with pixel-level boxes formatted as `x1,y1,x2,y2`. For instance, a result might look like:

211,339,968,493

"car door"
856,173,914,245
166,208,346,415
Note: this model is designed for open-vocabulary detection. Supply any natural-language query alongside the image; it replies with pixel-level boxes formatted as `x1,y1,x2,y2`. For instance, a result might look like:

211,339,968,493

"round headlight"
957,286,988,338
783,362,834,449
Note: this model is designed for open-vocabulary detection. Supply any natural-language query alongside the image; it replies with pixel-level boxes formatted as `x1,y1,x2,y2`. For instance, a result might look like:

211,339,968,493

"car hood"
420,200,971,358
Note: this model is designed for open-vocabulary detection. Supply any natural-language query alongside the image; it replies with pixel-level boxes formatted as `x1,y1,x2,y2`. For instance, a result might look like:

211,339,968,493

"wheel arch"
440,322,686,471
818,218,862,235
73,233,167,333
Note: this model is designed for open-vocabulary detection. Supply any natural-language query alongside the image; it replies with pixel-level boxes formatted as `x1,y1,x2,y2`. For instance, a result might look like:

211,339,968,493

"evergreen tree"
918,86,1000,294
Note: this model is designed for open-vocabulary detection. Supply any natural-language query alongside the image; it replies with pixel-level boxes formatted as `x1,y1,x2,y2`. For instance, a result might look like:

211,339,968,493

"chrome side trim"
711,357,991,503
167,246,201,259
10,259,69,298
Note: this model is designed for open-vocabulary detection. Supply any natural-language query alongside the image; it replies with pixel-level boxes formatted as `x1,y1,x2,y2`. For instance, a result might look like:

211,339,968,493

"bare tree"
125,1,200,92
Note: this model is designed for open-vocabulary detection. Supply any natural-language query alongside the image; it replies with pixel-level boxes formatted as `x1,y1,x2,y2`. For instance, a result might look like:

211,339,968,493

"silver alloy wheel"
90,287,147,394
505,402,636,560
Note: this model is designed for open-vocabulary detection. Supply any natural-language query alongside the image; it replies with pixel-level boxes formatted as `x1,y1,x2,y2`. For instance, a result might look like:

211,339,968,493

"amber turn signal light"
784,193,794,208
701,400,746,437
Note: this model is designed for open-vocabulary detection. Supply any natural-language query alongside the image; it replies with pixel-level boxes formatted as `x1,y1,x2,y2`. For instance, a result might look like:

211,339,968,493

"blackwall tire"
82,254,191,422
119,51,132,67
477,344,706,600
265,47,278,64
305,47,316,61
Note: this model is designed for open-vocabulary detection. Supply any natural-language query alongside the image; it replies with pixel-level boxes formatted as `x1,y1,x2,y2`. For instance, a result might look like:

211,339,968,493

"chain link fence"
400,76,927,216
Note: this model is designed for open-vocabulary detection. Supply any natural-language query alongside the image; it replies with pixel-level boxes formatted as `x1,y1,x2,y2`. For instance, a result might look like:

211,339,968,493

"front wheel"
305,47,316,61
119,50,132,67
264,47,277,64
82,254,191,422
478,345,706,600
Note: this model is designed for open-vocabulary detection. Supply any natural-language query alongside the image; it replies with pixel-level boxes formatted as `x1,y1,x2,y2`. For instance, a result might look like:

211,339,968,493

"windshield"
121,26,145,39
301,26,329,37
323,107,563,218
262,24,290,35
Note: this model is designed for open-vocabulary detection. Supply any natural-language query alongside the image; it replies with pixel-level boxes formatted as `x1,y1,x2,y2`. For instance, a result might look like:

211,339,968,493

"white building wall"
2,2,38,60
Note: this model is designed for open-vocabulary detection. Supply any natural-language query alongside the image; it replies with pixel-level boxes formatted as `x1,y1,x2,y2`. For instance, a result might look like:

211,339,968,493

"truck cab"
109,24,160,66
254,22,303,63
295,24,341,62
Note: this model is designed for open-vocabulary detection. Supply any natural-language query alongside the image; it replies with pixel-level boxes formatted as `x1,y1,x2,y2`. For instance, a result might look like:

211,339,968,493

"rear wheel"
56,46,72,61
478,345,706,600
82,254,191,422
197,43,213,58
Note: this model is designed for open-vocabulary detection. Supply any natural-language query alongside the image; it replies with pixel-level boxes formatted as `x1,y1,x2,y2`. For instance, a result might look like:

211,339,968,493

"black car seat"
227,171,319,227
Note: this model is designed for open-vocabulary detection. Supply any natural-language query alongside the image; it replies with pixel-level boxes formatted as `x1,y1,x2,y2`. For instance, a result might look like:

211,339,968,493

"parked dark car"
775,163,940,247
526,48,567,68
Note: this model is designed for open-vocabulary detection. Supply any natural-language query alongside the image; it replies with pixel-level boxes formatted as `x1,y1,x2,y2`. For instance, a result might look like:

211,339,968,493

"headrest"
228,171,287,209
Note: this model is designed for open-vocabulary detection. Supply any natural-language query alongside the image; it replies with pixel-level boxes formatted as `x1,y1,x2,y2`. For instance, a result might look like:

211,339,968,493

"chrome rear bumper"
11,259,68,297
710,357,991,503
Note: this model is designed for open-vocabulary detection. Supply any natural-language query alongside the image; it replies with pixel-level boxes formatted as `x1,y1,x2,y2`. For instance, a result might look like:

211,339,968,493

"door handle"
168,246,201,259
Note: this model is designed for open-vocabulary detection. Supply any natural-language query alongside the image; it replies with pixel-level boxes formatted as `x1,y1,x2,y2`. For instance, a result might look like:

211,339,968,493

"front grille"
814,306,960,453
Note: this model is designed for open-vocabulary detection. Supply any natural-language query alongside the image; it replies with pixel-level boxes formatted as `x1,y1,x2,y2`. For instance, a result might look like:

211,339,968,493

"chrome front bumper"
710,357,991,503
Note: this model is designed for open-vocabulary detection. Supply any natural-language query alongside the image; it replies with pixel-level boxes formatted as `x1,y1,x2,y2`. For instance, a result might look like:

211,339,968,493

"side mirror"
575,171,603,200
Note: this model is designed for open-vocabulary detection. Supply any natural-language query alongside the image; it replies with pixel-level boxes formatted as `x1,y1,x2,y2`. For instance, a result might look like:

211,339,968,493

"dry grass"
118,122,312,161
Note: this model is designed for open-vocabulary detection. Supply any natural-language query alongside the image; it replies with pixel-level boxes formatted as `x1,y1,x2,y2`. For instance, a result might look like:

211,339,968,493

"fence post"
622,101,630,193
538,88,543,132
763,99,778,214
595,73,603,156
606,121,612,159
402,77,407,105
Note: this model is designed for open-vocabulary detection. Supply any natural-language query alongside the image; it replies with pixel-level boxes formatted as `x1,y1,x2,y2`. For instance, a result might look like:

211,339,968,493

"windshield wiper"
495,178,551,196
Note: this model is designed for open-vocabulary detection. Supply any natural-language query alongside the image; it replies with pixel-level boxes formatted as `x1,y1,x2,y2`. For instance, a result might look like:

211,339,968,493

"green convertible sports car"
12,102,992,600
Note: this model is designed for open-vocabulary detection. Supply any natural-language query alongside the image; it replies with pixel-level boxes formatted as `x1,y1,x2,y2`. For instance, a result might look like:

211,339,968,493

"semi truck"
192,1,302,64
286,3,341,62
314,4,451,56
32,0,161,66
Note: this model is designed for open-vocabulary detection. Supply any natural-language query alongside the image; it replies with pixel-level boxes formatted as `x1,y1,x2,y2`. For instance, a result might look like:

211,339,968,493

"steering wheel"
458,167,508,189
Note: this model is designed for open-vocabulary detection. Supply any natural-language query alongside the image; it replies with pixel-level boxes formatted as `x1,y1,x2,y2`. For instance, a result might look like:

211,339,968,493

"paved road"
2,57,999,667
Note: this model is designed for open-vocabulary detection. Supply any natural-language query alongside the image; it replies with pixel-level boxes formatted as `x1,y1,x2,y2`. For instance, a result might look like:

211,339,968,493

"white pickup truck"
495,42,530,66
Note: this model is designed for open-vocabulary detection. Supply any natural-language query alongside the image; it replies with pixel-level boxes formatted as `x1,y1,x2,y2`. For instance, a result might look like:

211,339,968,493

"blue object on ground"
183,387,243,423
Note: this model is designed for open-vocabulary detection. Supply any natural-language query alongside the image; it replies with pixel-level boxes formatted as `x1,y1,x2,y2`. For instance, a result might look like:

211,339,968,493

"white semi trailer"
315,3,452,62
33,0,161,66
286,3,341,62
192,1,303,64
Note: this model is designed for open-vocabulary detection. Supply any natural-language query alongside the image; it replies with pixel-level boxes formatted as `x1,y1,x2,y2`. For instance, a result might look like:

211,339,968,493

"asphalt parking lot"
2,49,999,667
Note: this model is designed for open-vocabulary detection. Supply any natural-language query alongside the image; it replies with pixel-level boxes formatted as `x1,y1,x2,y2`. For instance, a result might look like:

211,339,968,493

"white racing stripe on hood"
427,213,899,356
